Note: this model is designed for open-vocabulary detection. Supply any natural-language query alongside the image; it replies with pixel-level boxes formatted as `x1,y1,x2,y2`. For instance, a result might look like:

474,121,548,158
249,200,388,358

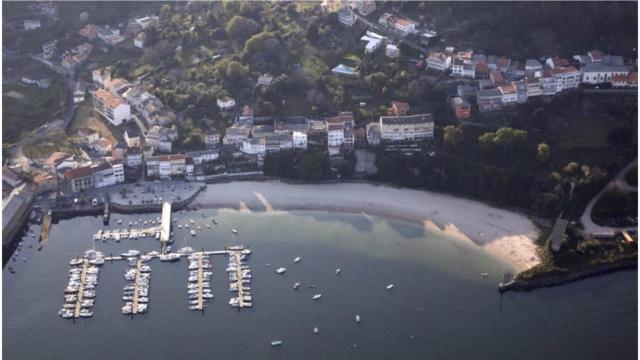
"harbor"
187,252,213,311
58,250,103,319
227,246,253,309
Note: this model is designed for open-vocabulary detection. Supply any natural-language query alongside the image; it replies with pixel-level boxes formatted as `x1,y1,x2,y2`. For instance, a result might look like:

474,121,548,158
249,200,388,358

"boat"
190,230,196,236
293,282,301,290
314,327,319,334
198,226,202,230
117,219,122,224
159,254,181,262
121,250,140,257
178,247,194,254
8,266,15,274
270,340,283,347
355,315,361,323
386,284,394,290
480,273,489,278
231,229,238,234
212,219,218,224
178,224,182,229
335,268,341,275
69,258,83,266
294,257,301,263
276,267,286,274
190,219,194,224
312,294,322,300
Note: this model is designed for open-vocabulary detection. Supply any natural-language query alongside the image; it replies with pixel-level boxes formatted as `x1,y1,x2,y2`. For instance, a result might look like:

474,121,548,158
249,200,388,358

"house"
91,161,125,188
292,131,308,149
89,138,114,156
475,62,490,79
498,84,518,104
42,40,57,58
64,166,94,192
216,96,236,111
185,149,219,164
238,105,254,122
476,88,503,112
581,63,632,84
366,122,381,145
134,15,159,29
331,64,357,76
361,31,384,54
265,134,294,153
2,167,23,188
612,72,638,88
77,128,99,143
546,56,571,69
338,8,356,27
525,59,543,72
450,97,471,119
185,158,195,178
123,122,141,148
23,19,41,30
350,0,376,15
525,76,544,97
390,101,410,116
386,44,399,58
106,78,132,95
93,89,130,126
326,112,355,149
451,59,464,76
205,130,220,148
379,114,434,141
426,52,452,71
497,56,511,72
97,26,120,41
388,16,418,36
551,66,581,92
125,147,142,167
321,0,346,13
515,81,528,103
79,24,99,39
461,63,476,78
146,154,186,179
507,61,525,79
44,152,73,171
457,84,477,99
490,70,506,86
92,68,111,88
134,33,146,48
73,80,86,104
258,73,274,86
540,69,557,95
241,137,266,156
223,125,252,145
111,143,126,161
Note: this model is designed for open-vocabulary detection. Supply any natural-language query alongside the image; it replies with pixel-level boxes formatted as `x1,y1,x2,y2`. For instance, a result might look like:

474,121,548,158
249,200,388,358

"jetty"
131,259,142,314
38,213,52,250
73,259,89,318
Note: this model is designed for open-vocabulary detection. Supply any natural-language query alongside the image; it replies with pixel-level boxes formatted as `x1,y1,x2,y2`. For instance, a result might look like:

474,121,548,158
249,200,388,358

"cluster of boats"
121,251,151,315
8,238,33,273
227,246,253,308
93,227,162,243
187,252,214,311
58,250,104,319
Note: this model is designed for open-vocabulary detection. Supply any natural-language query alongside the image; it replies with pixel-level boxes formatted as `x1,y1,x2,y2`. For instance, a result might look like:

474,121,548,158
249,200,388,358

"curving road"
580,159,638,235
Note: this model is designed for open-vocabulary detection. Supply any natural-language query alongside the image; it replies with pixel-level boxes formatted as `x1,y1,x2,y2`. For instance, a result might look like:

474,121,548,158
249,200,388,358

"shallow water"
3,210,637,359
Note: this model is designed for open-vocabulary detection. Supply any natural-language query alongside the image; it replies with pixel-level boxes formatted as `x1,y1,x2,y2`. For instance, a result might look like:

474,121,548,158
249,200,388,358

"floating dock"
73,259,89,318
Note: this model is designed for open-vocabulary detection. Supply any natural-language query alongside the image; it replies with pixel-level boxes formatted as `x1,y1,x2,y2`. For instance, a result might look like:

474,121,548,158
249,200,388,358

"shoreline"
190,181,542,272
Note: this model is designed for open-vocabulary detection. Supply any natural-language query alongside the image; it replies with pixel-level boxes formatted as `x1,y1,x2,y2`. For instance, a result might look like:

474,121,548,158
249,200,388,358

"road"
580,159,638,235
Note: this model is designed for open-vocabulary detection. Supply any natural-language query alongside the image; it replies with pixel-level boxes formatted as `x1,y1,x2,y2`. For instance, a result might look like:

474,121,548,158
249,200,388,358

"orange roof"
94,89,126,108
394,17,417,27
33,172,54,185
497,56,510,67
64,166,93,179
326,112,354,124
628,72,638,82
475,63,489,72
327,124,344,131
391,101,410,111
45,152,72,167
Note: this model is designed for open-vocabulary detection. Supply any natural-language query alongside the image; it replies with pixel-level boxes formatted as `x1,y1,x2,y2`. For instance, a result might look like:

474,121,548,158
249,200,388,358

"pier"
195,254,205,310
232,252,245,308
159,202,171,254
73,259,89,318
131,259,142,314
38,213,52,250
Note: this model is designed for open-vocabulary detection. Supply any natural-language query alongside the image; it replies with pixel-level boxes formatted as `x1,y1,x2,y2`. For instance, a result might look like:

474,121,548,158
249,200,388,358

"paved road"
580,159,638,235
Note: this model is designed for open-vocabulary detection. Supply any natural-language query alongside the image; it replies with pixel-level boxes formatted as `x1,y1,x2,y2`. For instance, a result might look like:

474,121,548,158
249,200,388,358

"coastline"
191,180,541,272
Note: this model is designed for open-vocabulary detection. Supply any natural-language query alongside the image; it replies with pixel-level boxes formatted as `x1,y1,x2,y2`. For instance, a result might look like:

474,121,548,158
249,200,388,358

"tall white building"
379,114,434,141
93,89,130,126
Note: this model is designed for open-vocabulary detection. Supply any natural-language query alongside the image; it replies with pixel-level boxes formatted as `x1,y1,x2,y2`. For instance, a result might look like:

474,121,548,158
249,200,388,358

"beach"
194,181,541,272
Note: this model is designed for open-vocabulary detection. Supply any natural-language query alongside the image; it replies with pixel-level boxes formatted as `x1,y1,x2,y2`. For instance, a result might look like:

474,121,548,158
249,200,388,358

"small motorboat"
314,327,319,334
335,268,341,275
386,284,394,290
355,315,361,323
276,267,286,274
271,340,283,347
293,282,301,290
480,273,489,278
190,230,196,236
312,294,322,300
294,257,301,263
231,229,238,235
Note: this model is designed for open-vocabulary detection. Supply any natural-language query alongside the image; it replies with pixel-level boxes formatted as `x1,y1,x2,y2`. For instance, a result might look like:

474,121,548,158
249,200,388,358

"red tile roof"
64,166,93,179
94,89,126,108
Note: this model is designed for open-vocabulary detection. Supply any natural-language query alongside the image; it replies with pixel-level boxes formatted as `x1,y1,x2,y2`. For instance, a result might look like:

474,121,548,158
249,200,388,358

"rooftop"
380,113,434,125
94,89,126,108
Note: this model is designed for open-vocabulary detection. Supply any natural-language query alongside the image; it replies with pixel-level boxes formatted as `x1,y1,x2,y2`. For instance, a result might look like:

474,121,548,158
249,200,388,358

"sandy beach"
193,181,541,272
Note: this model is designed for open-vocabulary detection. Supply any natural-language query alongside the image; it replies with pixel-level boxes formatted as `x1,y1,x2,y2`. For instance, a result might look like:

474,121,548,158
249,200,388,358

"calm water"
3,210,637,360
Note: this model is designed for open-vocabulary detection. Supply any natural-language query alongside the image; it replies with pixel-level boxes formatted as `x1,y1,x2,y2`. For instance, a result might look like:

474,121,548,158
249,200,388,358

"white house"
426,52,452,72
551,66,581,92
23,19,41,31
134,33,146,48
93,89,131,126
327,124,345,147
385,44,399,59
185,149,219,164
125,147,142,167
216,96,236,111
73,80,86,104
498,84,518,104
581,64,632,84
91,161,125,188
92,68,111,89
242,138,266,156
292,131,308,149
338,8,356,27
379,114,434,141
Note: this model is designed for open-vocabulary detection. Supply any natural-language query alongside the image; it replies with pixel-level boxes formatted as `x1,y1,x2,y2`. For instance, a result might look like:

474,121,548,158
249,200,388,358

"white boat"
480,273,489,278
355,315,361,323
159,254,181,262
190,219,194,224
312,294,322,300
314,327,319,334
198,226,202,230
178,247,194,254
293,282,301,290
231,229,238,234
294,257,301,263
69,258,83,266
335,268,341,275
386,284,394,290
117,219,122,224
190,230,196,236
271,340,283,347
276,267,286,274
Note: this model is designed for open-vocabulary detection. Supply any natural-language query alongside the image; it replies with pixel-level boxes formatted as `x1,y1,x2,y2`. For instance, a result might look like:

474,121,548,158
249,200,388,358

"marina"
58,250,103,319
187,252,213,311
121,256,150,315
227,246,253,309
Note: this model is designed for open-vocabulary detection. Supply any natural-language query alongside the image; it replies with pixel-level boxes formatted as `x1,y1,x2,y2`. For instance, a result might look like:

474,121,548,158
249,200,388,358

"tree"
306,23,320,44
443,125,464,149
563,161,580,175
225,16,260,44
226,61,248,81
536,142,551,163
